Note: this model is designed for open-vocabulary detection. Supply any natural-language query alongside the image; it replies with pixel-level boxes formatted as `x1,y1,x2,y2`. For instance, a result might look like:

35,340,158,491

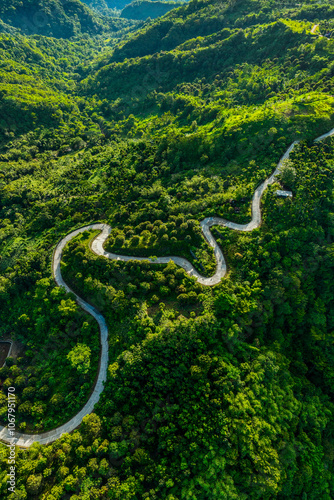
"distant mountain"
95,0,180,12
83,0,135,11
81,0,109,10
104,0,134,8
0,0,127,37
80,0,118,15
121,0,185,20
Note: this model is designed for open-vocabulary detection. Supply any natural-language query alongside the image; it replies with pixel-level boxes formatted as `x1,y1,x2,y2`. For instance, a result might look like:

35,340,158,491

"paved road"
1,127,333,447
0,224,109,447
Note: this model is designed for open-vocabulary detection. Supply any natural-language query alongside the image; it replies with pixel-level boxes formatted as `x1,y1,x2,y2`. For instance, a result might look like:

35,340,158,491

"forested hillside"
0,0,135,37
1,0,334,498
121,1,185,21
81,0,111,12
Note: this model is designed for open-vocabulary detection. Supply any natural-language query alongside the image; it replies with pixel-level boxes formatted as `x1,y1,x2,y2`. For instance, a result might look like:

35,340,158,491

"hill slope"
1,1,334,499
121,0,185,20
80,0,334,178
0,0,133,37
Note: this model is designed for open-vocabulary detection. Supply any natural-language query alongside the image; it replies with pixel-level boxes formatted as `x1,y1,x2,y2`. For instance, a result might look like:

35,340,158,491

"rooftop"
276,190,293,198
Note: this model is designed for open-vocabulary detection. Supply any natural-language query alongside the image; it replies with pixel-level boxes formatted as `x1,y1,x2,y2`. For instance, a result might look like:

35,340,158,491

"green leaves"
58,298,78,318
67,343,91,375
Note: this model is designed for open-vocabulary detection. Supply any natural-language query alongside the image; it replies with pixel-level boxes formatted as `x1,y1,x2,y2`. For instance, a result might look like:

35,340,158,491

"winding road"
1,127,334,448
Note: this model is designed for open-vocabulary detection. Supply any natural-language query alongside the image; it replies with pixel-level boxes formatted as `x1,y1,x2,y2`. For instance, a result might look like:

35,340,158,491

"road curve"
0,127,334,447
0,224,109,447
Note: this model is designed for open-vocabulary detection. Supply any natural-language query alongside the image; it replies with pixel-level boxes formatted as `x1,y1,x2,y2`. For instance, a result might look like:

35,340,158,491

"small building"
276,190,293,198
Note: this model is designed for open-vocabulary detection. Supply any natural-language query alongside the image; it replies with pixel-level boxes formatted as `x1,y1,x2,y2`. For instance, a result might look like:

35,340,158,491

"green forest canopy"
1,0,334,498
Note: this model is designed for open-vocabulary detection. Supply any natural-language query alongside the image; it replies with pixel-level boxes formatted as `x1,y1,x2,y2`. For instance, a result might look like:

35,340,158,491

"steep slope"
80,0,334,180
121,0,185,20
0,34,103,145
101,0,334,60
0,18,20,35
0,0,131,37
81,0,110,11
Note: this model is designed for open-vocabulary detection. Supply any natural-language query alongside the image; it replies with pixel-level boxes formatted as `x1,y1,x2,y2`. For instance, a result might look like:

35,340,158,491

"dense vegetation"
1,0,334,498
0,0,135,37
121,1,185,21
81,0,112,13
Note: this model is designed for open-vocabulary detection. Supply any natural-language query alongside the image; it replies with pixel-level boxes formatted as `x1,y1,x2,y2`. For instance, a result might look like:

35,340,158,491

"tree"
67,344,91,375
279,159,296,189
58,298,78,318
81,413,102,440
26,474,42,495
